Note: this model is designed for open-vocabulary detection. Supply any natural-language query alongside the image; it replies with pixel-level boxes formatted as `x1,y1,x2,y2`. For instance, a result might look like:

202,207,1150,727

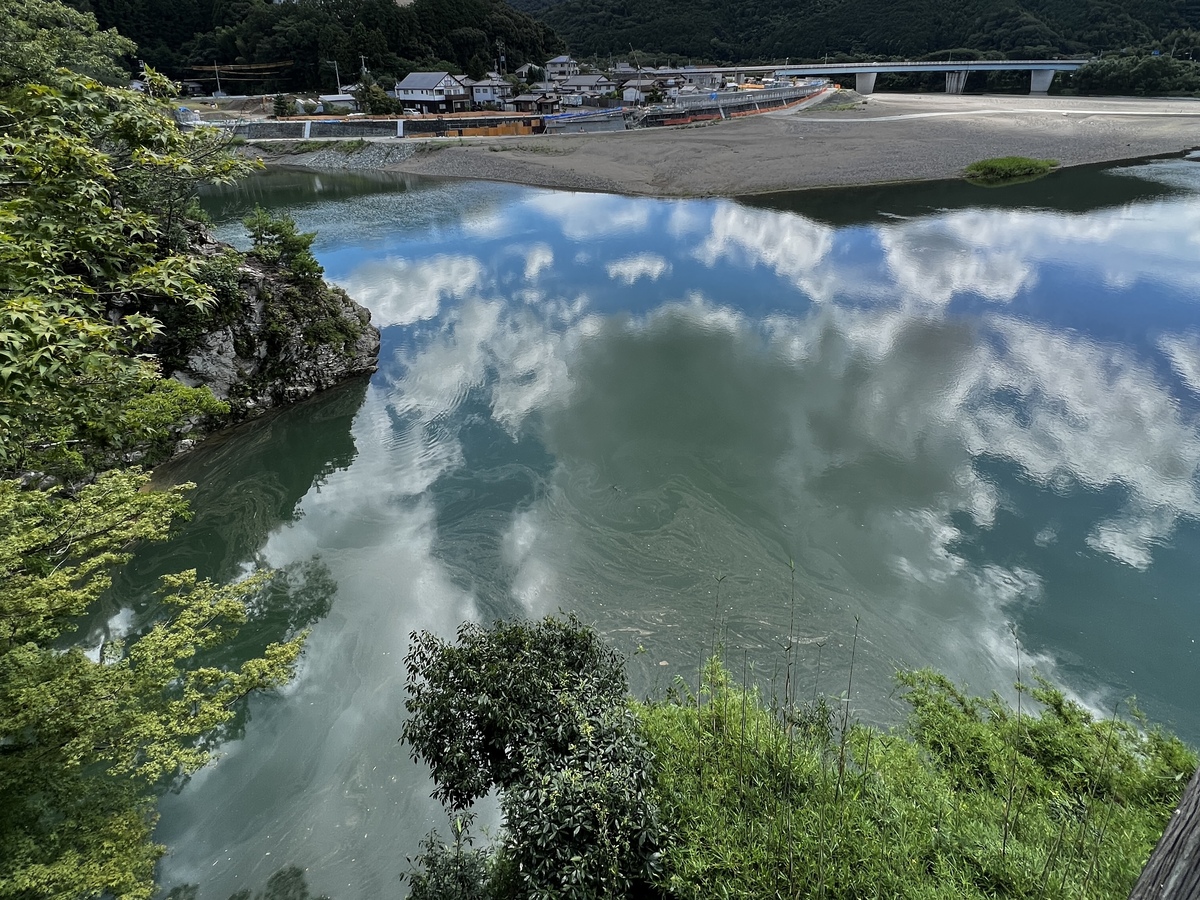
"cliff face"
164,234,380,428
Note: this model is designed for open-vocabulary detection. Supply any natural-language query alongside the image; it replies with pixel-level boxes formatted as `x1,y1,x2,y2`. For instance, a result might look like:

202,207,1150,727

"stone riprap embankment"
244,140,419,170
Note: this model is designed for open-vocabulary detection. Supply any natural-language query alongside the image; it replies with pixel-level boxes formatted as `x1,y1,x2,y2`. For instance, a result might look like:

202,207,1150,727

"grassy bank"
401,617,1197,900
639,659,1194,899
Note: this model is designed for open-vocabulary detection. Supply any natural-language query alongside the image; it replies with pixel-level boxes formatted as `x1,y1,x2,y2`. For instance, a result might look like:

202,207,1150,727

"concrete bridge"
774,60,1088,95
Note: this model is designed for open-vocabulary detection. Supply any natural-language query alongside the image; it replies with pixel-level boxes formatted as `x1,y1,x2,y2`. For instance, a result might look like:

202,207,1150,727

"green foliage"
0,470,306,900
0,63,255,477
405,815,498,900
1072,53,1200,96
65,0,562,92
273,94,291,117
354,83,402,115
965,156,1059,183
518,0,1200,68
0,0,135,86
244,208,323,284
636,660,1197,900
401,615,664,899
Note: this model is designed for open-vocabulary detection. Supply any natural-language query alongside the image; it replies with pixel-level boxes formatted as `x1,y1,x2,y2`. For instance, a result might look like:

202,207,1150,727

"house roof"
561,74,613,89
396,71,461,90
471,78,509,88
513,93,558,103
546,55,575,65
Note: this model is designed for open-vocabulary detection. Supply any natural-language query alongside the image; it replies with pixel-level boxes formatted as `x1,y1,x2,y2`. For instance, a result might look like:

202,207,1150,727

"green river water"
94,159,1200,898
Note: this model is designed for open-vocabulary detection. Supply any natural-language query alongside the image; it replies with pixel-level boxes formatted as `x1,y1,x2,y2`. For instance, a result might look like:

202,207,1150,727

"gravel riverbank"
246,92,1200,197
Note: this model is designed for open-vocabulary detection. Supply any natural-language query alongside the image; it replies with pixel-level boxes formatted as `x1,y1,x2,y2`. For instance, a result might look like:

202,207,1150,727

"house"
393,72,470,113
560,74,616,94
470,78,514,106
621,78,662,104
511,92,562,114
679,69,721,91
318,93,359,112
545,55,579,78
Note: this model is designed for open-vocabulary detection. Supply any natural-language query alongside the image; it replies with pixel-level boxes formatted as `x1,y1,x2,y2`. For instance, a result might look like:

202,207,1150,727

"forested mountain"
511,0,1200,62
66,0,563,90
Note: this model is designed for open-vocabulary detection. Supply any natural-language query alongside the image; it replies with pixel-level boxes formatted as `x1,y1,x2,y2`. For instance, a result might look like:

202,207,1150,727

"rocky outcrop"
167,238,380,422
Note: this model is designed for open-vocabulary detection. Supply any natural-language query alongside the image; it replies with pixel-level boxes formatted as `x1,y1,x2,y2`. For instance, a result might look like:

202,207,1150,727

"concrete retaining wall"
234,121,307,139
309,120,400,138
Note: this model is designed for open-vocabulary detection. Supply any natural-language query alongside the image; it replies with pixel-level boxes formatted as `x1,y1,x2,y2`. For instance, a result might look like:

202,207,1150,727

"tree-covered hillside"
67,0,563,90
512,0,1200,62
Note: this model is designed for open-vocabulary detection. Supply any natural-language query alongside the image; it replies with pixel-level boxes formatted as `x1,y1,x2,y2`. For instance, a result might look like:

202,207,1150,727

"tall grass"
635,651,1196,900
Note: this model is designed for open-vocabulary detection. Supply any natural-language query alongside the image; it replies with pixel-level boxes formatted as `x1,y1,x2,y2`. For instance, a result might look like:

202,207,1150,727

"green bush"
964,156,1059,183
406,816,496,900
401,616,664,899
637,661,1196,900
243,208,323,284
399,619,1195,900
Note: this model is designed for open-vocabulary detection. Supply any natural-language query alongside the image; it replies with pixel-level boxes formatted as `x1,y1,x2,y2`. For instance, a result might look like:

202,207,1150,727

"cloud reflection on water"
362,184,1200,708
335,255,484,327
167,169,1200,899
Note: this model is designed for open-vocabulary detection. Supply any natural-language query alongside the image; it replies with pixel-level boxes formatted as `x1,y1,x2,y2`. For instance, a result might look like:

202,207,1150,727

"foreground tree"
0,472,306,899
0,5,312,897
0,0,135,86
0,64,255,478
402,616,664,899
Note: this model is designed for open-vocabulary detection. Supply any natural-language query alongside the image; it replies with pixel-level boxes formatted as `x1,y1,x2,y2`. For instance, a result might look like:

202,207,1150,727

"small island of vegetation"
965,156,1060,184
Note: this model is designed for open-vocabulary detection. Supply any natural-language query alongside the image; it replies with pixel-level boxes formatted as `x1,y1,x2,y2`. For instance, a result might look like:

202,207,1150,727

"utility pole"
359,54,369,79
214,61,222,95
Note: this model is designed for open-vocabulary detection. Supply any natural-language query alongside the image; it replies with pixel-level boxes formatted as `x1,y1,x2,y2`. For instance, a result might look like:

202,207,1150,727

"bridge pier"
1029,69,1055,93
855,72,877,94
945,70,968,93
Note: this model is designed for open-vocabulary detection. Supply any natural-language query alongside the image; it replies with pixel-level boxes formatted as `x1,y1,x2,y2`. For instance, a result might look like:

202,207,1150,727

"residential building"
545,55,579,78
621,78,662,104
511,92,562,114
393,72,470,113
679,69,721,90
470,78,514,106
560,74,616,94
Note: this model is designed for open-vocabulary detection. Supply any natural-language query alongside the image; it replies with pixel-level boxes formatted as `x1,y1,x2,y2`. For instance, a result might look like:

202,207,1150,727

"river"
110,160,1200,899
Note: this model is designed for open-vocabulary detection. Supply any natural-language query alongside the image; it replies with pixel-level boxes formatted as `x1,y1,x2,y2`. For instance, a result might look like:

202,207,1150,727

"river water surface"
118,161,1200,898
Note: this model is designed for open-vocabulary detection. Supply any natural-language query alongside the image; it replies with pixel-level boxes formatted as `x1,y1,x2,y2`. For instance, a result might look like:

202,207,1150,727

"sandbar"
252,92,1200,197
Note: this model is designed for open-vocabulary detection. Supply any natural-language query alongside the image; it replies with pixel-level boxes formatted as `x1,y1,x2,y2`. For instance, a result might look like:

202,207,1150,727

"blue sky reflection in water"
159,163,1200,898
